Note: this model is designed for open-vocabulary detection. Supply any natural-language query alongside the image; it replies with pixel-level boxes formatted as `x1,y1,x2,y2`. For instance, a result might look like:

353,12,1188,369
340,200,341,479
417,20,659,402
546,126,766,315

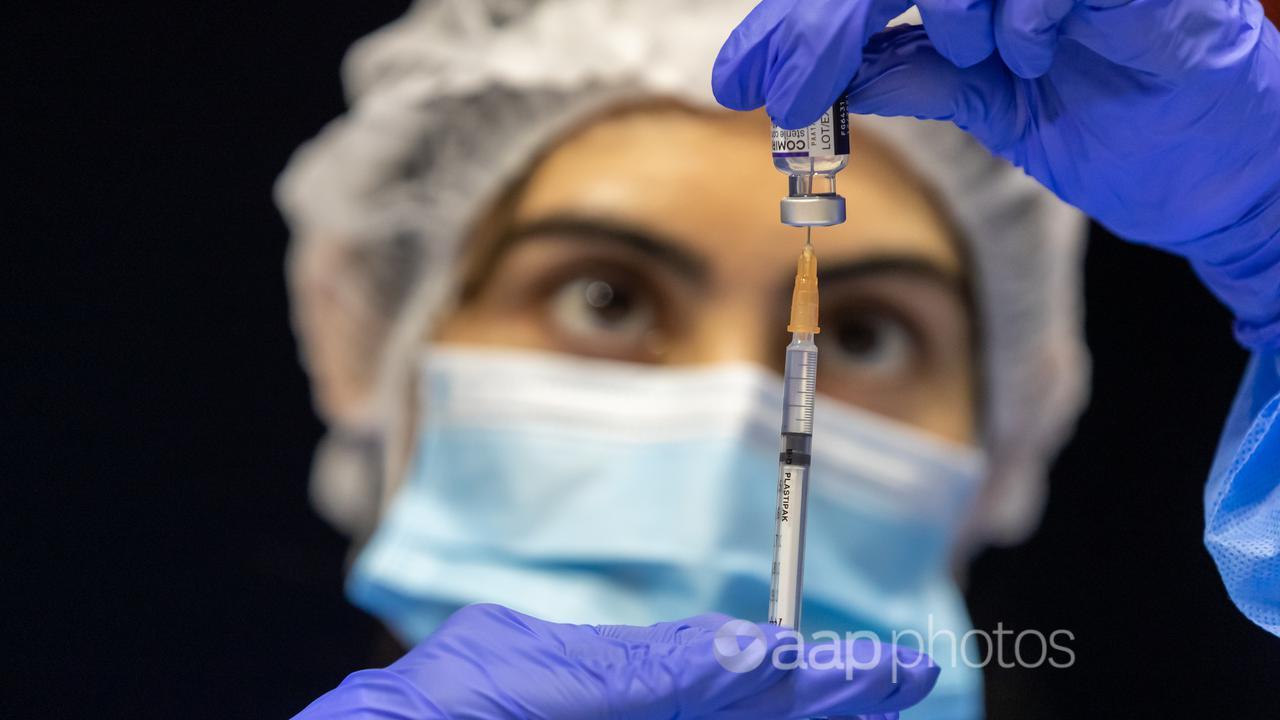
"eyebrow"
494,215,711,283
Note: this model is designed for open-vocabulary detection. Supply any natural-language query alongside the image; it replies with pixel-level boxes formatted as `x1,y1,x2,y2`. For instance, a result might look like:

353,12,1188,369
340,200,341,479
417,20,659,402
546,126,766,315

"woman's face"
435,107,975,443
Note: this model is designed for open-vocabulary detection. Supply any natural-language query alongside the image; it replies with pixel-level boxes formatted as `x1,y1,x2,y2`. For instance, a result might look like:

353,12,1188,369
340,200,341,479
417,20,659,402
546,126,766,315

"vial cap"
780,195,846,227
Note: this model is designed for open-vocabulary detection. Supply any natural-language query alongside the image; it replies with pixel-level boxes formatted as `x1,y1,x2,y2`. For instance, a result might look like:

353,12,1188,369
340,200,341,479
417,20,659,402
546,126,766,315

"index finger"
713,0,913,128
712,0,995,128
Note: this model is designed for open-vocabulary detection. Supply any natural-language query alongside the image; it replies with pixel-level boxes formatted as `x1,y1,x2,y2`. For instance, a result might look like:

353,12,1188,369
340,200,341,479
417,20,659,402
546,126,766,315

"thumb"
846,26,1024,155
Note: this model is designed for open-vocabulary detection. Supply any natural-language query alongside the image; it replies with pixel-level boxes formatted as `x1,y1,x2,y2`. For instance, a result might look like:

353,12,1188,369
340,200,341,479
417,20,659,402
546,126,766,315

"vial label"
771,98,850,158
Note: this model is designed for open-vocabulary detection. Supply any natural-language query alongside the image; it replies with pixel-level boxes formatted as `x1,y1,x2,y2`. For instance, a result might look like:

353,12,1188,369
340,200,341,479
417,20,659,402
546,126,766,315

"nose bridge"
670,287,784,368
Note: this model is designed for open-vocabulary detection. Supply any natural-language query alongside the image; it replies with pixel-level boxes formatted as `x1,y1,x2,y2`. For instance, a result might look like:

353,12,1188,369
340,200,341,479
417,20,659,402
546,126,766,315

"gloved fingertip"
710,77,762,112
917,2,996,68
930,29,996,70
767,101,824,131
945,40,997,69
994,29,1056,79
1003,53,1053,79
711,50,765,111
884,647,942,709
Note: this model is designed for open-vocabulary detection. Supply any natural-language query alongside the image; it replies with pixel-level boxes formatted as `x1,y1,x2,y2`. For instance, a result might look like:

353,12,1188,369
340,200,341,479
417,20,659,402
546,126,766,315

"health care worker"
283,0,1280,718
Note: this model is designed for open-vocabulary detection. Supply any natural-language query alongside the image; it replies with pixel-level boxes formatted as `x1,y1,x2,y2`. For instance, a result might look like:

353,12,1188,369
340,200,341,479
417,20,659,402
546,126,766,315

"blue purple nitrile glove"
292,604,938,719
713,0,1280,349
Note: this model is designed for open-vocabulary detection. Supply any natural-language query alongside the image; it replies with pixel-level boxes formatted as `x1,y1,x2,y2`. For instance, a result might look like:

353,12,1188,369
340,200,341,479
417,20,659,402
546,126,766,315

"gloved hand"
292,603,938,719
713,0,1280,348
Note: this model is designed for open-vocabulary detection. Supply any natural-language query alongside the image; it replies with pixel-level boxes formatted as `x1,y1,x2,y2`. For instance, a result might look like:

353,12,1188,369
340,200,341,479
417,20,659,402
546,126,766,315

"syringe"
769,235,820,630
767,102,847,631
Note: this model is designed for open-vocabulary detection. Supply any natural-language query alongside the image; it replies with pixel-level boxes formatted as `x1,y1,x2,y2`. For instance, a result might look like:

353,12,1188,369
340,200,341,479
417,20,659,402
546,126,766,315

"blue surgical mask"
349,345,988,719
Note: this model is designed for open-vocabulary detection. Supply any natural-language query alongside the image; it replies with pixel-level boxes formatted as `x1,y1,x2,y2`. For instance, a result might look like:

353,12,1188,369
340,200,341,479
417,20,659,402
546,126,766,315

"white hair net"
276,0,1089,547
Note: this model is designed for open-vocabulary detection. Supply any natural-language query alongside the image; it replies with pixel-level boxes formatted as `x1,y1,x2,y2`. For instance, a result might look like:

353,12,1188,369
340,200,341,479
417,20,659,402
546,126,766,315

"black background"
6,2,1279,718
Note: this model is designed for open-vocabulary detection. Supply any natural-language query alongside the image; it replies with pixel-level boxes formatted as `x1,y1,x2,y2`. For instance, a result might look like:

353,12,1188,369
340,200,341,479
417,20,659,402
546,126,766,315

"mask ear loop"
373,228,464,510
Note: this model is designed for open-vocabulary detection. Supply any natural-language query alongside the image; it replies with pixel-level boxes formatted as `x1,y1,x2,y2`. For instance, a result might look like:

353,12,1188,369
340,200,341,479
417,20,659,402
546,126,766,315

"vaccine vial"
771,98,849,227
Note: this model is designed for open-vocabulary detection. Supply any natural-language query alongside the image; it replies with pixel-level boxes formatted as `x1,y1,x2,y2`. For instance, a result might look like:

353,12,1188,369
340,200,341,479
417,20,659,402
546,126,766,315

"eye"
824,310,916,377
547,276,656,347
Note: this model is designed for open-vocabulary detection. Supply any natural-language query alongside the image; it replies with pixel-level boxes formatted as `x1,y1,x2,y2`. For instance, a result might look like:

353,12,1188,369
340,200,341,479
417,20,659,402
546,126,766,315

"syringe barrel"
770,333,818,630
769,458,810,629
781,334,817,435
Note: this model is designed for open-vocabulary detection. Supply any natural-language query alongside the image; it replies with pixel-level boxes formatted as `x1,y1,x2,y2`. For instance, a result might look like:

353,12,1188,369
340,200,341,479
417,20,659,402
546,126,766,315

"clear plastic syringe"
769,236,820,629
768,100,846,631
